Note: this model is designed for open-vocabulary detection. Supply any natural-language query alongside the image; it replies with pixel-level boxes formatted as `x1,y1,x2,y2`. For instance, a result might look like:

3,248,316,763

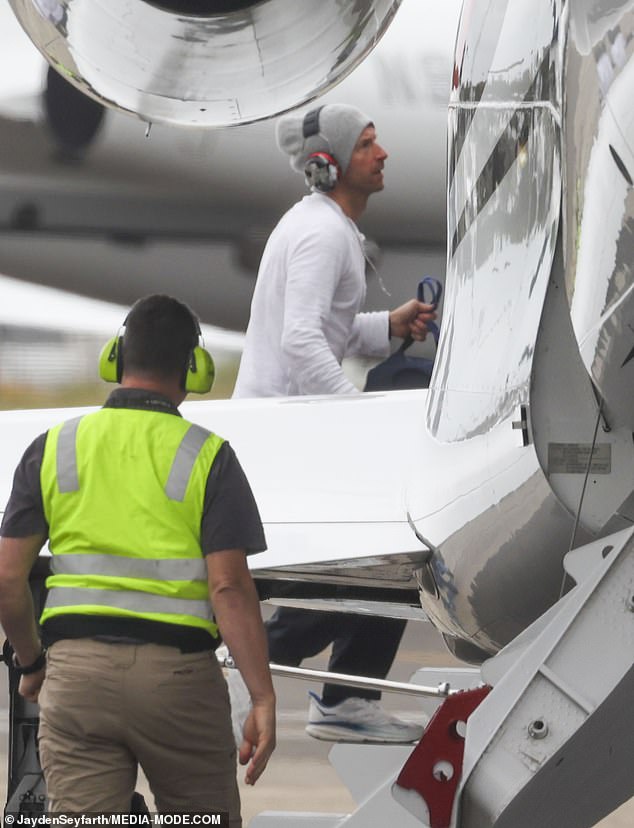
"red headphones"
303,107,341,192
304,151,340,192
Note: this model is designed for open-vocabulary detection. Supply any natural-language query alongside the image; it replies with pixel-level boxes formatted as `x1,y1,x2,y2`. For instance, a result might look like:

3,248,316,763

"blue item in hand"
364,277,442,392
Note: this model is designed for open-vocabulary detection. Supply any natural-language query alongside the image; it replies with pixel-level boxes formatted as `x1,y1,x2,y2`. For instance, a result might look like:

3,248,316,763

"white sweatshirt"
233,193,390,398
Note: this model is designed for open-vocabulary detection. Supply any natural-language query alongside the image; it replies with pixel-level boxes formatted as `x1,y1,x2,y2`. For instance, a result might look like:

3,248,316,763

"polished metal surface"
563,0,634,431
429,0,562,444
245,663,456,699
414,0,566,654
8,0,403,126
412,0,634,658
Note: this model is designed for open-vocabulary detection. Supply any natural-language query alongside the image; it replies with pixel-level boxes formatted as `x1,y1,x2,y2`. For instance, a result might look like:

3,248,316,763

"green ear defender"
185,345,215,394
98,336,123,384
98,318,215,395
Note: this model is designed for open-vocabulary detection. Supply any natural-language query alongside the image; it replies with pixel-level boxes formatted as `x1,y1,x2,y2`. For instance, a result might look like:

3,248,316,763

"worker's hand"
18,666,46,703
239,696,276,786
389,299,436,341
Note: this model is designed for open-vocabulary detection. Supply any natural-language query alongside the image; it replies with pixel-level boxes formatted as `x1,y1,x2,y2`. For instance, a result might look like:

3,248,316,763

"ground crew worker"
0,294,275,823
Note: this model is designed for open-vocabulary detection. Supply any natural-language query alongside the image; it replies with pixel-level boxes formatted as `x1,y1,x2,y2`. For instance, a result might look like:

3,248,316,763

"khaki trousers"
38,638,241,826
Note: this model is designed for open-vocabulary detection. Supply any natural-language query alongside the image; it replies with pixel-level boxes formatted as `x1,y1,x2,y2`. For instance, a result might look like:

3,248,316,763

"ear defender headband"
98,313,215,394
303,106,341,192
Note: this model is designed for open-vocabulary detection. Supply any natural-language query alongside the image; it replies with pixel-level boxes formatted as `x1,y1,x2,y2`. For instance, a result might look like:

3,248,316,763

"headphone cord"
346,215,392,298
364,250,392,298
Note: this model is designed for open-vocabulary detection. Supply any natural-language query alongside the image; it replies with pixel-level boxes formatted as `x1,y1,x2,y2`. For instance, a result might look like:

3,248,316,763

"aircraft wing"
0,390,428,585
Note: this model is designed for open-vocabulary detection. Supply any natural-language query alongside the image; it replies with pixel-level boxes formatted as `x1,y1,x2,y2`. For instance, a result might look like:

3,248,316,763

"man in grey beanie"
232,103,434,742
276,102,373,178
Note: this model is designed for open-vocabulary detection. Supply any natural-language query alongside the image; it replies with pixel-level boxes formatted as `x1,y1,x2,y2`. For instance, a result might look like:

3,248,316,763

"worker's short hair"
122,294,200,382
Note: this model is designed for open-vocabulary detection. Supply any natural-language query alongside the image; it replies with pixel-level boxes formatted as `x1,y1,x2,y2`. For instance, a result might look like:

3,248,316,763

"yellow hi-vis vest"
39,408,225,639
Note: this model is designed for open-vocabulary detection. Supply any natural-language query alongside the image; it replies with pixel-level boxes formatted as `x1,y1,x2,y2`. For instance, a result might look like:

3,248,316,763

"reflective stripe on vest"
57,416,82,493
51,553,207,582
165,424,212,502
55,417,214,502
45,586,213,622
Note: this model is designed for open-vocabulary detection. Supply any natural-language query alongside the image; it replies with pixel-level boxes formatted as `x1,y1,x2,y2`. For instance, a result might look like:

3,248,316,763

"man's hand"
0,534,46,700
389,299,437,341
239,696,276,785
18,666,46,703
207,549,277,784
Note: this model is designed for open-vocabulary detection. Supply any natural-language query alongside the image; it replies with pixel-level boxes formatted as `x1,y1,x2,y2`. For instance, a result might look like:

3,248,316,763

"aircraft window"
142,0,261,13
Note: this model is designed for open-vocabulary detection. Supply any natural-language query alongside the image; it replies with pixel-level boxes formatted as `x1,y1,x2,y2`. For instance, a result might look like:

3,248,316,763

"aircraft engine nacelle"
8,0,402,127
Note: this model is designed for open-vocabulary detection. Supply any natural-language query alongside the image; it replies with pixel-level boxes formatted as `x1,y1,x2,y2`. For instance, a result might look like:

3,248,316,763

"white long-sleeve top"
233,193,390,398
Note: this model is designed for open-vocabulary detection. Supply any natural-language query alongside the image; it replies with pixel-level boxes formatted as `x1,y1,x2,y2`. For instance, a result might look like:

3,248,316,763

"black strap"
303,106,324,138
13,648,47,675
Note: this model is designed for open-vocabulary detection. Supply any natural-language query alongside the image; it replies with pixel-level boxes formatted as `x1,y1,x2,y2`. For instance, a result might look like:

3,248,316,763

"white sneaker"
217,645,251,748
305,691,425,743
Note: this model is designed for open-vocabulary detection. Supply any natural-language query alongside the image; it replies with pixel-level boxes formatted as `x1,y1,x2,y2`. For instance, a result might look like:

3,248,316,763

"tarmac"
0,619,632,826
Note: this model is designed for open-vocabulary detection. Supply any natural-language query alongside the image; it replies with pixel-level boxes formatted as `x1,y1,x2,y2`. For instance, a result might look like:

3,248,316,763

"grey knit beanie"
276,103,373,176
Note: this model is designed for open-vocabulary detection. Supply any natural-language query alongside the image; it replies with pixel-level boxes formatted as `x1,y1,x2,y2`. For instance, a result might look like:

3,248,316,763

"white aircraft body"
2,0,634,827
0,0,460,330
